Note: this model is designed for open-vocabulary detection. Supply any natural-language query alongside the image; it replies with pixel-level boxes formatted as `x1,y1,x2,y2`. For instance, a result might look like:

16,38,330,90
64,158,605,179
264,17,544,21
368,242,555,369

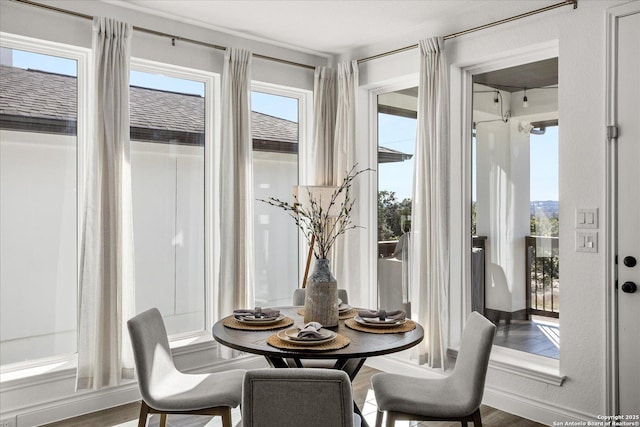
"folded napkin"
297,322,325,339
233,307,280,319
358,309,406,321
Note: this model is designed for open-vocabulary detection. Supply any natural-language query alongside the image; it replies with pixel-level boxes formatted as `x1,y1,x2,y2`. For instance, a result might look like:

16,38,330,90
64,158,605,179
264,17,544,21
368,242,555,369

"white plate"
278,328,337,345
236,314,285,325
339,303,352,313
354,316,406,328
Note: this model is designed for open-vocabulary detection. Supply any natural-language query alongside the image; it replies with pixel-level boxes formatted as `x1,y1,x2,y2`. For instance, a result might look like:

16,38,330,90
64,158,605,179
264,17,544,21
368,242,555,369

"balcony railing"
525,236,559,318
377,236,558,319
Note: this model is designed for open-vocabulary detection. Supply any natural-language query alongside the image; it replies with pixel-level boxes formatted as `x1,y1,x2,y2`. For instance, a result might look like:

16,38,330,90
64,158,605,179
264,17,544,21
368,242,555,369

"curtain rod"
11,0,317,70
358,0,578,65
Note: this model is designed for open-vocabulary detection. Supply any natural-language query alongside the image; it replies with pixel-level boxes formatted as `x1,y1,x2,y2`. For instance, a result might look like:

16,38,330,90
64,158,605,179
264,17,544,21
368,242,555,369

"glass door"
376,87,417,316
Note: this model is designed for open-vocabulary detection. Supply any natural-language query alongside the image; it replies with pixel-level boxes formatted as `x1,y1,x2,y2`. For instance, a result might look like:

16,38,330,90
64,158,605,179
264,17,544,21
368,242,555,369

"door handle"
623,256,637,267
621,281,637,293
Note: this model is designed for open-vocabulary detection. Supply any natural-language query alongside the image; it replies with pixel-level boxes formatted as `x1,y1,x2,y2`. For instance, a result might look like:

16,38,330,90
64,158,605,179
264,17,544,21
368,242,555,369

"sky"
529,126,559,201
11,49,77,76
378,113,416,201
8,48,558,202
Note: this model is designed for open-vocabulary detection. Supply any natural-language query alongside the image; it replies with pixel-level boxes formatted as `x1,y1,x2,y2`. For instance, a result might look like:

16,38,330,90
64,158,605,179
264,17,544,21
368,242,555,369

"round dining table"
212,306,424,427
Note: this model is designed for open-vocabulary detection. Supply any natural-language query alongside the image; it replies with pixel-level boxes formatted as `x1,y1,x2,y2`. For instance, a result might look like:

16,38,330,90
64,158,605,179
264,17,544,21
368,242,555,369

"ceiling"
473,58,558,92
107,0,561,56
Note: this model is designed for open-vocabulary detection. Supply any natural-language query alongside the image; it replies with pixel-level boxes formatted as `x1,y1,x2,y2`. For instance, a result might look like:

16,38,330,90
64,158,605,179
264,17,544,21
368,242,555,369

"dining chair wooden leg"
137,401,150,427
375,408,384,427
221,407,232,427
385,411,397,427
472,408,483,427
159,413,167,427
462,421,468,427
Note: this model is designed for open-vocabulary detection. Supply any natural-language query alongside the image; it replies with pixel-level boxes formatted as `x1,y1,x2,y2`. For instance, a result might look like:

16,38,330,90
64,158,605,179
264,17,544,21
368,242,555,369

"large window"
0,36,306,366
129,61,211,336
251,88,300,307
1,42,87,365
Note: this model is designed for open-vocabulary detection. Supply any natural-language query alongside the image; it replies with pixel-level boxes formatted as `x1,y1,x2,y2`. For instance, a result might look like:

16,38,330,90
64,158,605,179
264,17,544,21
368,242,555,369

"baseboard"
365,355,590,426
16,381,141,427
483,385,598,425
3,353,267,427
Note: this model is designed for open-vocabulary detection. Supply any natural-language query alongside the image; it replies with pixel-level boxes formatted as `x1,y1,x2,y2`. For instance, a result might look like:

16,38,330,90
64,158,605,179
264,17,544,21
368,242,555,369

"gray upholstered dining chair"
127,308,246,427
292,288,349,306
241,368,361,427
371,311,496,427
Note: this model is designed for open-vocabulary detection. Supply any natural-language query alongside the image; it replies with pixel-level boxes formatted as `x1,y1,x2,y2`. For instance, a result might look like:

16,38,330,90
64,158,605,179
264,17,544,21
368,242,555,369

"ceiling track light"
523,88,529,109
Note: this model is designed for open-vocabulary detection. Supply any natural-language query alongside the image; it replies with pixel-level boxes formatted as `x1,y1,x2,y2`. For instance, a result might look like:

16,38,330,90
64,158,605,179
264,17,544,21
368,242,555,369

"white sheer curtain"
216,47,254,325
77,17,135,390
410,37,450,370
310,66,336,186
332,60,361,301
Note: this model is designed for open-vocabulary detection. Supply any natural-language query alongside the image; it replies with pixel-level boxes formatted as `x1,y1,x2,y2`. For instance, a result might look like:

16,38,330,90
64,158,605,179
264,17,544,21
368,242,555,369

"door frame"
605,1,640,416
364,76,419,313
454,42,559,343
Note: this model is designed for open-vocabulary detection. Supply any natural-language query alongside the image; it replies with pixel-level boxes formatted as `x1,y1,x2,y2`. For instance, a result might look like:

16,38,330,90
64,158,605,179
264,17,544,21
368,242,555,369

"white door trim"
604,1,640,416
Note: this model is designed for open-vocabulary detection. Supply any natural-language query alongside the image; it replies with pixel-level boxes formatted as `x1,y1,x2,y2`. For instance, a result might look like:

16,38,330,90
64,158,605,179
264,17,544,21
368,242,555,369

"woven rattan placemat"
344,319,416,334
296,308,358,320
222,316,294,331
267,333,350,351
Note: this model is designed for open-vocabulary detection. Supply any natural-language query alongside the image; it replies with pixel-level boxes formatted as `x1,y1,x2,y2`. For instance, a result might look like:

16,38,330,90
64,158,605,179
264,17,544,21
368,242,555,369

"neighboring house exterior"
1,65,410,161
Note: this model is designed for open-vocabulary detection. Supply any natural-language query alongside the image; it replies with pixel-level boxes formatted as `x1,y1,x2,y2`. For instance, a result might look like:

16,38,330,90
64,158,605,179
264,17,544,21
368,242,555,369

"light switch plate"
576,208,598,229
576,231,598,253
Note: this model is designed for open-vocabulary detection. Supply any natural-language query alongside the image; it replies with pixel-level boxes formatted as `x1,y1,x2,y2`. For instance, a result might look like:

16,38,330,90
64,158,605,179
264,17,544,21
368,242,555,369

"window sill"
449,345,565,386
489,346,565,386
0,354,78,386
0,332,218,387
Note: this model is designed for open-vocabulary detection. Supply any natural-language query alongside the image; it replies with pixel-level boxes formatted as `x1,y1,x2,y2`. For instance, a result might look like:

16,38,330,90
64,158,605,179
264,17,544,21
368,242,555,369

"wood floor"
45,366,546,427
493,317,560,359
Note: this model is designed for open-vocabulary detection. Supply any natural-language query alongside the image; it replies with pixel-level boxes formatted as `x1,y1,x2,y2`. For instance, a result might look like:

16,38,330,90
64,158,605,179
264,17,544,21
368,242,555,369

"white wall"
130,141,206,335
253,151,299,307
475,115,522,313
0,131,78,364
0,133,207,362
0,0,324,91
356,0,625,422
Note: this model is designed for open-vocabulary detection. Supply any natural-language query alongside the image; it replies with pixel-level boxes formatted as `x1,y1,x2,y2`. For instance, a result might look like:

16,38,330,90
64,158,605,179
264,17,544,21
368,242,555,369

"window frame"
367,78,418,313
0,32,90,373
130,57,218,341
454,44,565,384
251,80,312,289
0,35,313,376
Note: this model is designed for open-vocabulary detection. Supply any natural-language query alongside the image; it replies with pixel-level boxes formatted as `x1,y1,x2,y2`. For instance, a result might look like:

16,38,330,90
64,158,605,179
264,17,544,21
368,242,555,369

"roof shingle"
0,65,298,142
